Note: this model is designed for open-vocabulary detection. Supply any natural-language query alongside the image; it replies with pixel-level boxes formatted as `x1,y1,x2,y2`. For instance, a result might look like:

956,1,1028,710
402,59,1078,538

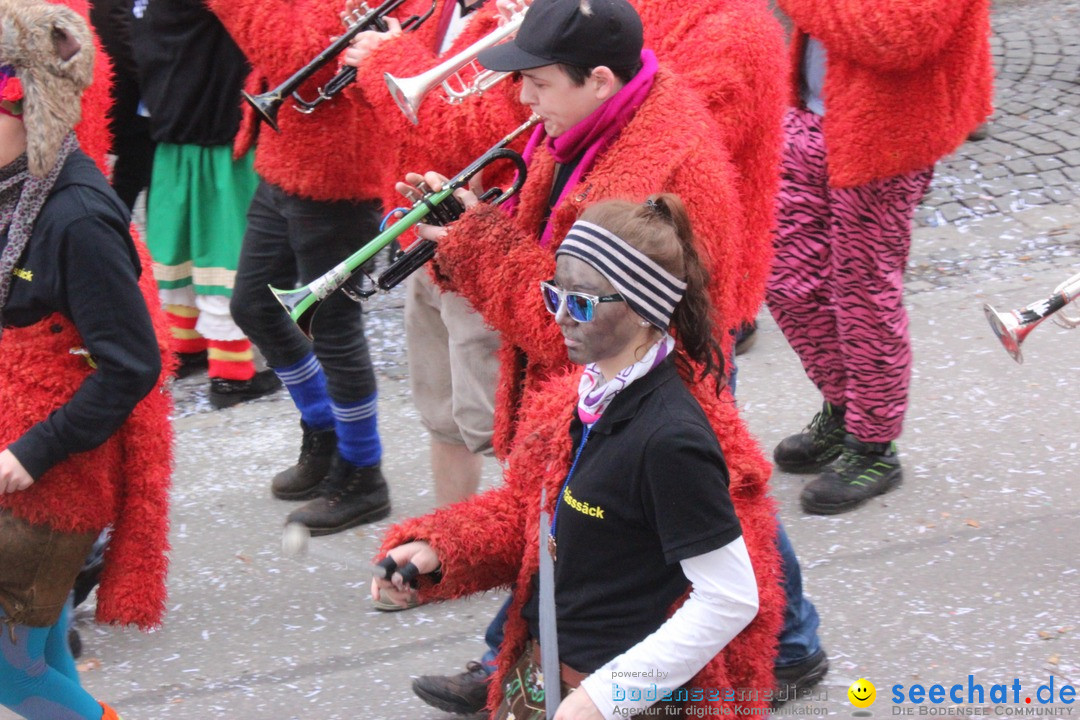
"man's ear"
51,24,81,62
590,66,618,101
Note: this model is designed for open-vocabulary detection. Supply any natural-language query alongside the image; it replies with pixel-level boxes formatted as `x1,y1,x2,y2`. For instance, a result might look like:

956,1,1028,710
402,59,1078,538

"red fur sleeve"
778,0,981,71
95,235,174,630
208,0,338,75
432,203,567,370
649,2,785,161
378,481,525,601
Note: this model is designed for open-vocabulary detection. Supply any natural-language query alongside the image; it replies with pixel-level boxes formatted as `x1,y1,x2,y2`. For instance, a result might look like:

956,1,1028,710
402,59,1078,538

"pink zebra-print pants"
766,108,933,443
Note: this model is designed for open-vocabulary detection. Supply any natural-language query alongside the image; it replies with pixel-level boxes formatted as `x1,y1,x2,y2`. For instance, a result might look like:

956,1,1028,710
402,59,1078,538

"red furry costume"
0,242,173,629
0,0,173,629
208,0,403,201
359,0,787,294
780,0,994,187
381,366,783,716
356,0,786,451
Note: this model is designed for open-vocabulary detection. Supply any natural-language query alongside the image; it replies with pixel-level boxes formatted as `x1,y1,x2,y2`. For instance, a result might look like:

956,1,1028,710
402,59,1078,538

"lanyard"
547,423,592,562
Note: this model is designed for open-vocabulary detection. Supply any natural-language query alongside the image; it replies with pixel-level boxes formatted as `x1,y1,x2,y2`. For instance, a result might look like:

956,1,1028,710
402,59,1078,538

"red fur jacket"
0,240,173,630
780,0,994,187
208,0,401,202
431,69,753,457
382,367,782,715
60,0,114,175
358,0,787,264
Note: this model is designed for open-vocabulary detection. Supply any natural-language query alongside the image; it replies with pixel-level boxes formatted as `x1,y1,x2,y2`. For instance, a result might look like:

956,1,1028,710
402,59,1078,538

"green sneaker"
773,402,846,473
800,435,903,515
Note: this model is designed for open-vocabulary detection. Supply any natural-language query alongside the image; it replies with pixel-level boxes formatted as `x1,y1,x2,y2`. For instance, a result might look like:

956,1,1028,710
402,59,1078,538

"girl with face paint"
374,195,777,720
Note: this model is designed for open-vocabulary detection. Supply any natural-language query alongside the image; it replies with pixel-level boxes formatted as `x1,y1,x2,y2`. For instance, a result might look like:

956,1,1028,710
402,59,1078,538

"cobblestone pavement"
917,0,1080,228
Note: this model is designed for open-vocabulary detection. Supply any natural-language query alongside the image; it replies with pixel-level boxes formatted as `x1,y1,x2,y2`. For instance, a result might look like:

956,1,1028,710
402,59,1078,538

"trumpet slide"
271,115,541,337
983,270,1080,363
244,0,435,132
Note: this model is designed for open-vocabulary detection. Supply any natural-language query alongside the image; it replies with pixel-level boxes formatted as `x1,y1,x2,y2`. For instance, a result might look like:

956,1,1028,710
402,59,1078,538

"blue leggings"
0,605,103,720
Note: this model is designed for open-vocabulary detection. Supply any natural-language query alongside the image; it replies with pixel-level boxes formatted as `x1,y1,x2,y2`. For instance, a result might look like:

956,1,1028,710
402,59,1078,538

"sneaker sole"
800,473,903,515
411,681,487,716
304,503,392,537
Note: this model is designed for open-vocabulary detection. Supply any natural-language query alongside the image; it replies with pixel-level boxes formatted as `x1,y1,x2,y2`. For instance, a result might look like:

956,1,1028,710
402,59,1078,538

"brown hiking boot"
271,422,336,501
412,661,491,715
285,456,390,536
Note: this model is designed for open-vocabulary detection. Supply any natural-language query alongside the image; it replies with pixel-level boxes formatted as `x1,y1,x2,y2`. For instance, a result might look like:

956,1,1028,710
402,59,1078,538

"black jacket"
131,0,250,145
2,151,161,480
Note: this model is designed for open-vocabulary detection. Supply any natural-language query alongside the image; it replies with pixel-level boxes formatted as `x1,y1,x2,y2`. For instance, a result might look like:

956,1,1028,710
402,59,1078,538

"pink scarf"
511,50,658,247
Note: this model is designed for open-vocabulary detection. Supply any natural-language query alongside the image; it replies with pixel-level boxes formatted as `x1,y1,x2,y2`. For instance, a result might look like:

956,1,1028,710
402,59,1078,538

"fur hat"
0,0,94,177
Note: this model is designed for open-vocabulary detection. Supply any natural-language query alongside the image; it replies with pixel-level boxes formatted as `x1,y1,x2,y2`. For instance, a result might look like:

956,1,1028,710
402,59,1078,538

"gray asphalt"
7,1,1078,718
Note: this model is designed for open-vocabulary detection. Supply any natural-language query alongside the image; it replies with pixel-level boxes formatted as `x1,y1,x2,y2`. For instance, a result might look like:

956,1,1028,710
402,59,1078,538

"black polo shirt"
522,357,742,673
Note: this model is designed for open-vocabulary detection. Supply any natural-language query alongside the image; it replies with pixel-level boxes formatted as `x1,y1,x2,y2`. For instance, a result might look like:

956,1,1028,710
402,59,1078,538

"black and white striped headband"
557,219,687,330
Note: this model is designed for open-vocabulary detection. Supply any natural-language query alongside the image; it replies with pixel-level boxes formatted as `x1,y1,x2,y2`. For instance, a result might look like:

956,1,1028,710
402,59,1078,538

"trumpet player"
344,0,516,512
207,0,425,534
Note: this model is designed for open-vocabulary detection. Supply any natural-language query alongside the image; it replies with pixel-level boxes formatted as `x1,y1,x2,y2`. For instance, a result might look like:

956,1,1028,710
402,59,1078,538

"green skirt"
146,144,257,296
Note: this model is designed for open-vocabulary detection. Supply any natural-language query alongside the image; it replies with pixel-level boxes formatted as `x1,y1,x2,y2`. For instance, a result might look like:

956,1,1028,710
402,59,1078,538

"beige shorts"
405,271,500,454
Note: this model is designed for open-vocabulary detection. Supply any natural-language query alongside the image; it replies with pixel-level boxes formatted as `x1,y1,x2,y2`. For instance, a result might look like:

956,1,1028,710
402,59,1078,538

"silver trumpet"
383,8,526,124
983,271,1080,363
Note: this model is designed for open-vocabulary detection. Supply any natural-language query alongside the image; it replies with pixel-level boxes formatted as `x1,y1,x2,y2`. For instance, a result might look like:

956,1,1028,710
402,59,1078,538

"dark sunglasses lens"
541,285,560,315
567,294,594,322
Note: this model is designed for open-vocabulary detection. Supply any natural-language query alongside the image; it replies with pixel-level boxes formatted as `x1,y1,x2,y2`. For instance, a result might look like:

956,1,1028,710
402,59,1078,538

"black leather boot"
272,421,337,500
285,456,391,536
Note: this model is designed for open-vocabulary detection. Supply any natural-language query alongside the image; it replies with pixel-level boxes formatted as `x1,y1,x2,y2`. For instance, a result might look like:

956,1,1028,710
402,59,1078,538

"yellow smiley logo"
848,678,876,708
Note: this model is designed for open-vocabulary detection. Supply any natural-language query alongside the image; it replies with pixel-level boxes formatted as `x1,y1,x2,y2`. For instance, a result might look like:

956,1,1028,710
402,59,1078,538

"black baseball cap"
477,0,644,73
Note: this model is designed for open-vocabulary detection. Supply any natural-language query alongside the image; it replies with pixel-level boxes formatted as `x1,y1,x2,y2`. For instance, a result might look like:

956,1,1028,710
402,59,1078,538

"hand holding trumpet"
394,169,485,242
495,0,531,24
341,0,403,68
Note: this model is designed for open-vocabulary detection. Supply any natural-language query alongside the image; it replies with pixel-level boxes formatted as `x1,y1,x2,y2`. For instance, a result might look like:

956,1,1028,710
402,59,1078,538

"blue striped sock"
274,354,333,430
332,394,381,467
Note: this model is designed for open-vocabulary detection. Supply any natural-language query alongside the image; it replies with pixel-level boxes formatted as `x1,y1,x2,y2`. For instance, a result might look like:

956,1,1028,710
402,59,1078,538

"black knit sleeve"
8,213,160,480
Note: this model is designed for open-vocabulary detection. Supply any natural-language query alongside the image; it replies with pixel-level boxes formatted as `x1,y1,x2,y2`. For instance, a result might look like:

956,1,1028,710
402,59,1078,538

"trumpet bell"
270,285,318,340
242,90,281,133
384,72,424,125
983,303,1027,364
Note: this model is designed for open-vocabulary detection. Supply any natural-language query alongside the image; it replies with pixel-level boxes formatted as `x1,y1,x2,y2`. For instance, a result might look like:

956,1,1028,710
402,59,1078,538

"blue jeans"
774,521,822,666
481,596,511,673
